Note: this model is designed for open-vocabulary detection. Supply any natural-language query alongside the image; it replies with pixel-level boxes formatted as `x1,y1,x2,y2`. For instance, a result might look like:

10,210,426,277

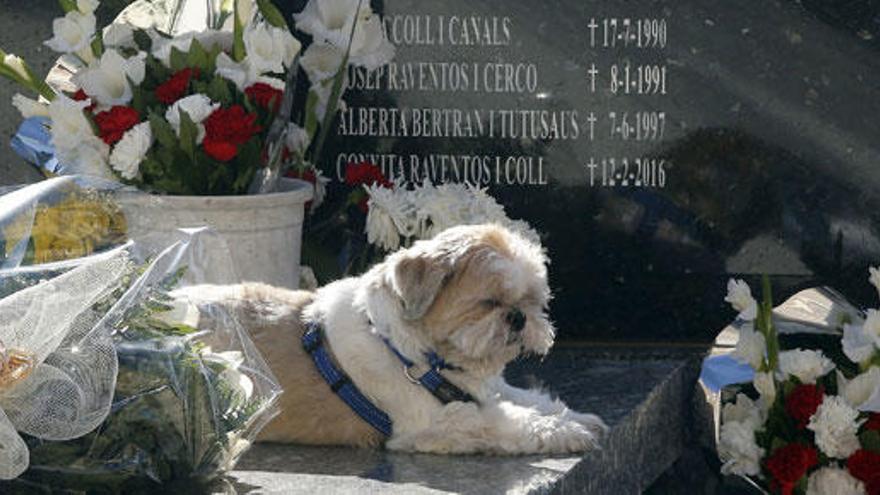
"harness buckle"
402,365,421,384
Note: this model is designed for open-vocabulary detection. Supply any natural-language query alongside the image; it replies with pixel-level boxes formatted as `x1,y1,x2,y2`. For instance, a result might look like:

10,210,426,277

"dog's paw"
541,419,602,454
568,412,609,438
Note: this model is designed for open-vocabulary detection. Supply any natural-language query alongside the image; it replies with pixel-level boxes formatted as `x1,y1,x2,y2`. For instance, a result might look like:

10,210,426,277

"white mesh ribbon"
0,248,129,479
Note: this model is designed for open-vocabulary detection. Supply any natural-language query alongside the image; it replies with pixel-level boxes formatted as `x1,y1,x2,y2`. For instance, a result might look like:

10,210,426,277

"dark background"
278,0,880,343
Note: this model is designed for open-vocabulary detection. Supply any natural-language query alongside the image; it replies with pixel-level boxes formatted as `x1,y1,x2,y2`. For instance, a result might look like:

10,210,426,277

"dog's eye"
480,299,503,309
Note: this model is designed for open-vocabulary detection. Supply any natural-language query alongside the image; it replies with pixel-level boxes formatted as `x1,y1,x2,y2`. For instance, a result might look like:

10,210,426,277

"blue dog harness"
301,321,476,437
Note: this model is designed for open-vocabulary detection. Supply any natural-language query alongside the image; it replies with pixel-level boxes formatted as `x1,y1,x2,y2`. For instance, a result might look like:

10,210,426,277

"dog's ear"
392,253,451,320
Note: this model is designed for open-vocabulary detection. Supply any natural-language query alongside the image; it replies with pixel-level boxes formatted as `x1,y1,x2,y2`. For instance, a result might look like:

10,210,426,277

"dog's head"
381,224,555,374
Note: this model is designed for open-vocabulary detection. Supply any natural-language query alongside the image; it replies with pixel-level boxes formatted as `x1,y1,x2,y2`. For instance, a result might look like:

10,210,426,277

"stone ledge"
228,347,703,494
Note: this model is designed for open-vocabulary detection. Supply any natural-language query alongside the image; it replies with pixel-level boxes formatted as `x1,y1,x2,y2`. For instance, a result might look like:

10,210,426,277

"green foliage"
169,47,189,72
256,0,288,29
862,430,880,453
57,0,77,13
206,76,233,105
177,111,199,161
90,28,104,58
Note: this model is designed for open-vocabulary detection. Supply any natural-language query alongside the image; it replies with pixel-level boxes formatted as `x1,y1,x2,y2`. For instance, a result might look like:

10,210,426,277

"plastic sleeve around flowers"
0,180,282,486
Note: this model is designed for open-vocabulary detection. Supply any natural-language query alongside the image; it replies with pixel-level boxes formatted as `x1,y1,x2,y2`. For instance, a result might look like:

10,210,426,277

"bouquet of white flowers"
713,275,880,495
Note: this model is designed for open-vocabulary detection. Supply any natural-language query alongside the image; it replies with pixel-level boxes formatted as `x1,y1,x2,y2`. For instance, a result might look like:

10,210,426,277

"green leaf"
255,0,289,29
133,29,153,52
304,91,319,137
169,47,188,72
149,112,178,150
207,76,232,105
91,29,104,59
861,430,880,453
178,110,199,161
186,39,210,72
128,76,146,114
57,0,77,13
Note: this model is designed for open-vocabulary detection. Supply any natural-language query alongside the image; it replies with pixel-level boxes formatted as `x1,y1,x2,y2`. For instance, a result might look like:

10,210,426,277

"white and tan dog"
183,224,606,454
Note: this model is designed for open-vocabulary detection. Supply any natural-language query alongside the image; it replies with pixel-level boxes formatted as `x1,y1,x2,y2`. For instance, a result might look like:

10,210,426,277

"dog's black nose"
506,309,526,333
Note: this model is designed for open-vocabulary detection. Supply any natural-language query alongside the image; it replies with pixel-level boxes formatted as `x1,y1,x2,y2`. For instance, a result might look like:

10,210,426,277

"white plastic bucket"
116,178,313,289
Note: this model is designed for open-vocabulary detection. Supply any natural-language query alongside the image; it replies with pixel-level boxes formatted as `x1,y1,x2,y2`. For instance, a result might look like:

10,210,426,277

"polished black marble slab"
226,347,703,494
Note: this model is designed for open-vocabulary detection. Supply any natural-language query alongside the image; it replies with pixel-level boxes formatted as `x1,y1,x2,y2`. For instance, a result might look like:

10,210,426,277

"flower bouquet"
716,275,880,494
3,0,393,196
0,181,280,490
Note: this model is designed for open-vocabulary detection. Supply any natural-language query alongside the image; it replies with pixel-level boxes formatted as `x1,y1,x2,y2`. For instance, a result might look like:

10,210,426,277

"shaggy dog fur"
179,224,607,454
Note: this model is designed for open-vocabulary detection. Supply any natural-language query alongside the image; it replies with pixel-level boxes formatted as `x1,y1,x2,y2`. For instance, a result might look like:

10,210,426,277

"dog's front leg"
386,400,602,455
488,377,608,438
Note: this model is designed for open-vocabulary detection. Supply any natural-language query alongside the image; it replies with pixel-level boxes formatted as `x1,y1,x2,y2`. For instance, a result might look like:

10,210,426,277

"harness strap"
302,323,392,437
379,336,476,405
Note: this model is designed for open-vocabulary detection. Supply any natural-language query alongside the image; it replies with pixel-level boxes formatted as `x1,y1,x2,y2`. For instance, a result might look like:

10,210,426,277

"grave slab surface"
228,347,703,495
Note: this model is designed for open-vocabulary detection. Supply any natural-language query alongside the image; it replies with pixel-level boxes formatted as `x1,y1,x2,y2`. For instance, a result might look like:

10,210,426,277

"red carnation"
155,68,198,105
765,444,818,495
344,161,392,188
202,105,262,162
94,106,140,145
849,450,880,495
866,413,880,432
245,83,283,113
72,89,96,112
784,384,824,429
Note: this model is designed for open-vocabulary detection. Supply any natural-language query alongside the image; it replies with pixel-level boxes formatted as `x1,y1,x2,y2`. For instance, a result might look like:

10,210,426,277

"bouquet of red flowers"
717,274,880,495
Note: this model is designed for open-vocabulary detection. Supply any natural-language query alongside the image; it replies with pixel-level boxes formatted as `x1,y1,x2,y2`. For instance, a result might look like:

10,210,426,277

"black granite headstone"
280,0,880,342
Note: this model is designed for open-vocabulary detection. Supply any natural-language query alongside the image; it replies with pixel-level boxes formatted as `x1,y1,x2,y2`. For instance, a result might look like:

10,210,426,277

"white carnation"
365,185,415,252
300,42,346,83
74,49,146,106
806,467,866,495
844,321,877,365
725,279,758,321
76,0,100,13
721,393,765,428
837,367,880,412
732,324,766,370
44,11,96,54
807,395,864,459
11,94,49,118
777,349,835,384
165,94,219,144
718,419,764,476
243,23,301,75
103,23,135,49
109,122,152,180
